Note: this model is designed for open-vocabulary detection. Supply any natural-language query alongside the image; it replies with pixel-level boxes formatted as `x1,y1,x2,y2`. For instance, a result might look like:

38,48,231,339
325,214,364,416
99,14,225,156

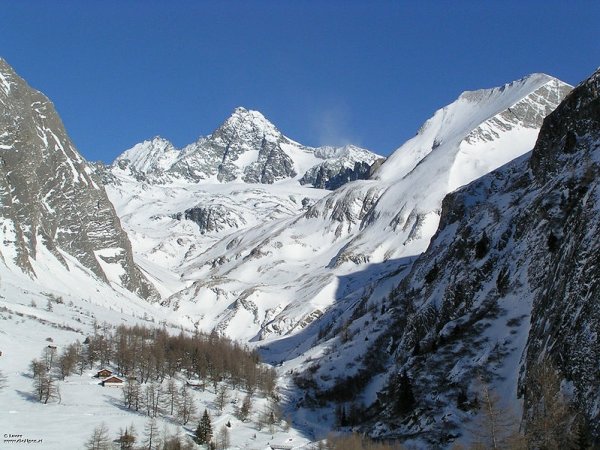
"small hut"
101,376,124,387
95,368,113,378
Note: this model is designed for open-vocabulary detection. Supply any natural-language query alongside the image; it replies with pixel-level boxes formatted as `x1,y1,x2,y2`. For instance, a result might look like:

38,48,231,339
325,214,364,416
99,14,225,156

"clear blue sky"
2,1,600,162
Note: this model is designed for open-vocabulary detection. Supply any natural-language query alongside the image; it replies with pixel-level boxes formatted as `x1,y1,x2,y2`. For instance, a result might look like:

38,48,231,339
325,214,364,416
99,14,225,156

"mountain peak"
374,73,571,184
215,107,281,142
115,136,178,172
458,72,569,104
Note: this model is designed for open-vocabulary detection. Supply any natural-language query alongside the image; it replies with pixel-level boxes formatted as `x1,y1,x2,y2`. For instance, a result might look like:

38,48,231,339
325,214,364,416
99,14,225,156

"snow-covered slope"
290,67,600,447
160,74,570,344
103,175,329,298
104,108,381,297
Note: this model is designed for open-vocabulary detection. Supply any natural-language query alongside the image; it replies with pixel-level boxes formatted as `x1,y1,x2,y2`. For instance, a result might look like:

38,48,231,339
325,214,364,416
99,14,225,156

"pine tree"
237,394,252,421
389,370,415,415
215,425,230,450
143,416,159,450
178,383,196,425
215,383,229,414
165,378,179,416
572,415,592,450
195,409,213,445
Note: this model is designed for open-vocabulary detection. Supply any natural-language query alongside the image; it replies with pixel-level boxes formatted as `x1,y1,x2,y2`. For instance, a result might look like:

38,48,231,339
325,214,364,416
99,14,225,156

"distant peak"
147,135,172,145
458,73,570,104
228,106,269,123
216,107,281,139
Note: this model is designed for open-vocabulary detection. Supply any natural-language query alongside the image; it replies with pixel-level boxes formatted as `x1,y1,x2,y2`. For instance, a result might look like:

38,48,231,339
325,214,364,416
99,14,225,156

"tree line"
87,323,277,395
28,323,277,406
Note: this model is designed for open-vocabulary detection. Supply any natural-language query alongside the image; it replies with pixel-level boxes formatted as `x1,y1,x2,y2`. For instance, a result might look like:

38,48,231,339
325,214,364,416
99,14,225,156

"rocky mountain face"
288,70,600,446
299,145,384,189
0,59,157,300
112,107,381,188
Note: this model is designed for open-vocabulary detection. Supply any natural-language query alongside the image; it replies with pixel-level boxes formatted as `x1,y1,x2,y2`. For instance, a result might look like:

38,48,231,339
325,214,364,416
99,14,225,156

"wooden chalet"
95,368,113,378
101,375,124,387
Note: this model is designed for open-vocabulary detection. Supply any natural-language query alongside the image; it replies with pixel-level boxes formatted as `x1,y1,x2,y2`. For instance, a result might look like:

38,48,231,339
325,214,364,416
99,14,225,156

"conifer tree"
178,383,196,425
389,370,415,414
237,394,252,421
195,409,213,445
143,417,159,450
117,424,136,450
215,425,230,450
468,381,524,449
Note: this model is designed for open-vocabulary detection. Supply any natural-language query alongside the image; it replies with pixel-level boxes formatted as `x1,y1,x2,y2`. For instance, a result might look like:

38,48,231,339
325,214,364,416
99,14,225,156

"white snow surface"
0,245,315,449
116,136,179,173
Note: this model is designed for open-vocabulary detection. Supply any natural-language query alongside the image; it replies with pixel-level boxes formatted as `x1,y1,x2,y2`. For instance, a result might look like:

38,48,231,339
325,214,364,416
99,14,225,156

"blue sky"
2,1,600,162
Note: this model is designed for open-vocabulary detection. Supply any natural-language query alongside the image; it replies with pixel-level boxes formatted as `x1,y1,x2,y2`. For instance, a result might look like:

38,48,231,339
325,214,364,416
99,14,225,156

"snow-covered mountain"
3,53,591,449
289,67,600,447
112,107,381,187
158,74,570,343
102,108,382,298
0,58,157,301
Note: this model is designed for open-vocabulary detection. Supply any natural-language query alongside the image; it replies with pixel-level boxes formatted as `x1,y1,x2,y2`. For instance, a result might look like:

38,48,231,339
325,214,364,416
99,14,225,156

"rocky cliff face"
0,59,157,300
291,69,600,446
299,145,383,189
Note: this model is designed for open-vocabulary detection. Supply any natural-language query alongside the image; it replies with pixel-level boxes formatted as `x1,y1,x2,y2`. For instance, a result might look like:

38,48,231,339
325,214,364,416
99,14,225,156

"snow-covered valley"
5,52,600,449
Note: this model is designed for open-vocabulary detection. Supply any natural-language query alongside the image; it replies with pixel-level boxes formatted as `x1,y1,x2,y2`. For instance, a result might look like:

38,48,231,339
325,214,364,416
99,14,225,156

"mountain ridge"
112,106,381,188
